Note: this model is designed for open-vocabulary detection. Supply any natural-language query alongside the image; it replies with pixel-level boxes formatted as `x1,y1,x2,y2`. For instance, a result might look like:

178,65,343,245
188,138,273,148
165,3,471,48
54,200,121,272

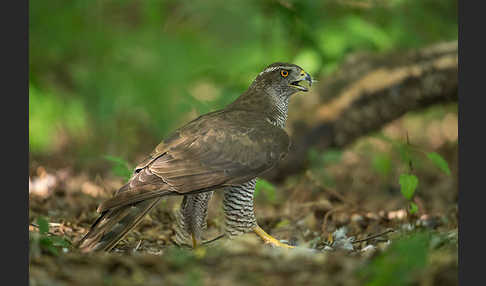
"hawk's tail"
77,168,174,253
77,196,162,252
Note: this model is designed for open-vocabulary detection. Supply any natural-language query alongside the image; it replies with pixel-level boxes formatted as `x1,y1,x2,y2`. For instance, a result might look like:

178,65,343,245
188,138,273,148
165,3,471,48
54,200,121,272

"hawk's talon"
253,226,295,249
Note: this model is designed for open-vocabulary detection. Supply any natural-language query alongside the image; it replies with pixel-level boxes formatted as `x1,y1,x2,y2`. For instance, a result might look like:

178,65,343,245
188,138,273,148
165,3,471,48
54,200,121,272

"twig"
406,132,414,173
352,228,395,244
133,240,142,252
322,206,349,233
202,234,225,245
171,233,226,248
30,223,59,237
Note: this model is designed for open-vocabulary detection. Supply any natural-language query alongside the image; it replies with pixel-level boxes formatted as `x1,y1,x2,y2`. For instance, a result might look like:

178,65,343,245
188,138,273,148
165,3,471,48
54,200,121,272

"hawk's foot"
253,226,294,249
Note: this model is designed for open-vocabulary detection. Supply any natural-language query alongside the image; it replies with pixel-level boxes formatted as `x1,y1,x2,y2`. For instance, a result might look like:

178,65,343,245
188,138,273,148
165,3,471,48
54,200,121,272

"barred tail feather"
77,197,162,252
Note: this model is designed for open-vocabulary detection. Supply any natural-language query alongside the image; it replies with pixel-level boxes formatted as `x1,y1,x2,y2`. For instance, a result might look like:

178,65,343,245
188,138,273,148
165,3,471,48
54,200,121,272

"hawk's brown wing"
98,109,290,212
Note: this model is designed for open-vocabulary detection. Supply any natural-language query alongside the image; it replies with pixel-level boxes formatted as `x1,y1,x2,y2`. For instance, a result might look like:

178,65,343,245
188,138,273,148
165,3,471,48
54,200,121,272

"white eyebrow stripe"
259,66,294,75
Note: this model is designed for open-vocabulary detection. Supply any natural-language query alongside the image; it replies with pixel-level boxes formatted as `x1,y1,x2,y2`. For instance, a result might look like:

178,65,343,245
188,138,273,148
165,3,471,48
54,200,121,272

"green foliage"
36,216,49,234
163,248,204,285
308,148,343,188
30,217,71,257
308,149,321,168
29,84,88,153
396,142,413,166
371,153,392,178
274,218,291,229
185,269,203,286
408,202,418,215
426,152,451,176
361,232,430,286
398,174,418,200
321,149,343,165
165,247,197,268
29,0,457,160
309,148,343,167
254,179,277,203
372,132,453,213
104,155,132,180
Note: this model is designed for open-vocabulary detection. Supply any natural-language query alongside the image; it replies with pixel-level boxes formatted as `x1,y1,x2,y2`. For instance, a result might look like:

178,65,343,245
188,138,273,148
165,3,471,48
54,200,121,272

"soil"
29,115,458,286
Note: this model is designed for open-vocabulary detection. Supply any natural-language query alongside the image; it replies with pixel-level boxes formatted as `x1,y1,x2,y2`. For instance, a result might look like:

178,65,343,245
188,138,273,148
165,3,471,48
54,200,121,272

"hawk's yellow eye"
280,70,289,77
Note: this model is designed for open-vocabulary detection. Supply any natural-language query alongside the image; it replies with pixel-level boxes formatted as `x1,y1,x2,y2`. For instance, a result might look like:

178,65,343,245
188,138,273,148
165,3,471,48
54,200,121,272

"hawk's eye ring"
280,70,289,77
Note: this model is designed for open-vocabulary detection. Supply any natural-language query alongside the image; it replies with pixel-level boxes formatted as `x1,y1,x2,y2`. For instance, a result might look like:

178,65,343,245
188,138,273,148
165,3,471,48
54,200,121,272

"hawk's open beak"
290,71,312,92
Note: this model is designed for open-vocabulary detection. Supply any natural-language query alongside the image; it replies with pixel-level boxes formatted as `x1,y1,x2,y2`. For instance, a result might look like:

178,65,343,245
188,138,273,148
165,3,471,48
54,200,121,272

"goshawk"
78,62,312,252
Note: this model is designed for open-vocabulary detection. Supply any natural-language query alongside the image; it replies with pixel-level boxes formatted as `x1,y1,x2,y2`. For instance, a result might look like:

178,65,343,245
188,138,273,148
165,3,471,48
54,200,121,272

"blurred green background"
29,0,457,172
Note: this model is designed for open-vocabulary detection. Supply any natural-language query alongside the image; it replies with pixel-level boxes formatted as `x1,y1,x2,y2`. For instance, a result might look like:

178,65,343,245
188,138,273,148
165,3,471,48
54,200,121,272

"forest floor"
29,112,458,286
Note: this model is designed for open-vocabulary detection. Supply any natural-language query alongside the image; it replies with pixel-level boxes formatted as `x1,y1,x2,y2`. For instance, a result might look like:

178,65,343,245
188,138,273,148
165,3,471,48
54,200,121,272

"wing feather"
100,109,290,210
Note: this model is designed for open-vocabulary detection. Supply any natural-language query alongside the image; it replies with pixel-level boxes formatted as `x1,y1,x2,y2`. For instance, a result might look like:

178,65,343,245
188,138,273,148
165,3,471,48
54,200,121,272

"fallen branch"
352,228,395,244
264,41,458,182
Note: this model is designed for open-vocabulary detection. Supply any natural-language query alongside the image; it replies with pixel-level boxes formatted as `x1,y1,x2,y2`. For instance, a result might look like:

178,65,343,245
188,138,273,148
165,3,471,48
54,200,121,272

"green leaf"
426,152,451,176
103,155,131,168
275,219,290,229
46,245,60,256
51,236,71,247
39,236,59,256
103,155,132,180
36,217,49,235
409,202,418,214
255,179,276,202
399,174,418,200
361,232,430,286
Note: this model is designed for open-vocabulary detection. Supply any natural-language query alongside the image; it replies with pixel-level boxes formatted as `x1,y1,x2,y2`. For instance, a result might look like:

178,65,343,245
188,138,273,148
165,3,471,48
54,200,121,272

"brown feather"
78,110,289,252
78,198,162,252
79,98,291,252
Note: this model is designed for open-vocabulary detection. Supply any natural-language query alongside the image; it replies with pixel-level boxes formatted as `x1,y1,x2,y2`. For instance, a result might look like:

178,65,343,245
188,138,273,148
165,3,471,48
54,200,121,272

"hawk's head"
253,62,312,97
227,62,313,126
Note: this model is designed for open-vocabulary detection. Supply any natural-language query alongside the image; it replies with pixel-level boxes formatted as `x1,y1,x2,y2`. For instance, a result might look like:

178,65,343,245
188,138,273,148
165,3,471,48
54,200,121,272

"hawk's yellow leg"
253,226,294,248
192,234,198,249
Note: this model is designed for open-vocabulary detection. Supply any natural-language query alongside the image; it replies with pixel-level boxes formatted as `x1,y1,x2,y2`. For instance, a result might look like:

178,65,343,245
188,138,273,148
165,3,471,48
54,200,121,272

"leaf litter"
29,142,458,286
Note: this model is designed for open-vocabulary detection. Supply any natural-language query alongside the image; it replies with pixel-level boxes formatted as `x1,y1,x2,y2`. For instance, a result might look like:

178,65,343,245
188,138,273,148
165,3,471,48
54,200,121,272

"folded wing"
98,110,290,212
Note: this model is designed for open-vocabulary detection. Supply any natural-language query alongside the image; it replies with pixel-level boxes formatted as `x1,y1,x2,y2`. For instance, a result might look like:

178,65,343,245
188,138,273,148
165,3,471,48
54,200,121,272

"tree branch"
264,41,458,182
